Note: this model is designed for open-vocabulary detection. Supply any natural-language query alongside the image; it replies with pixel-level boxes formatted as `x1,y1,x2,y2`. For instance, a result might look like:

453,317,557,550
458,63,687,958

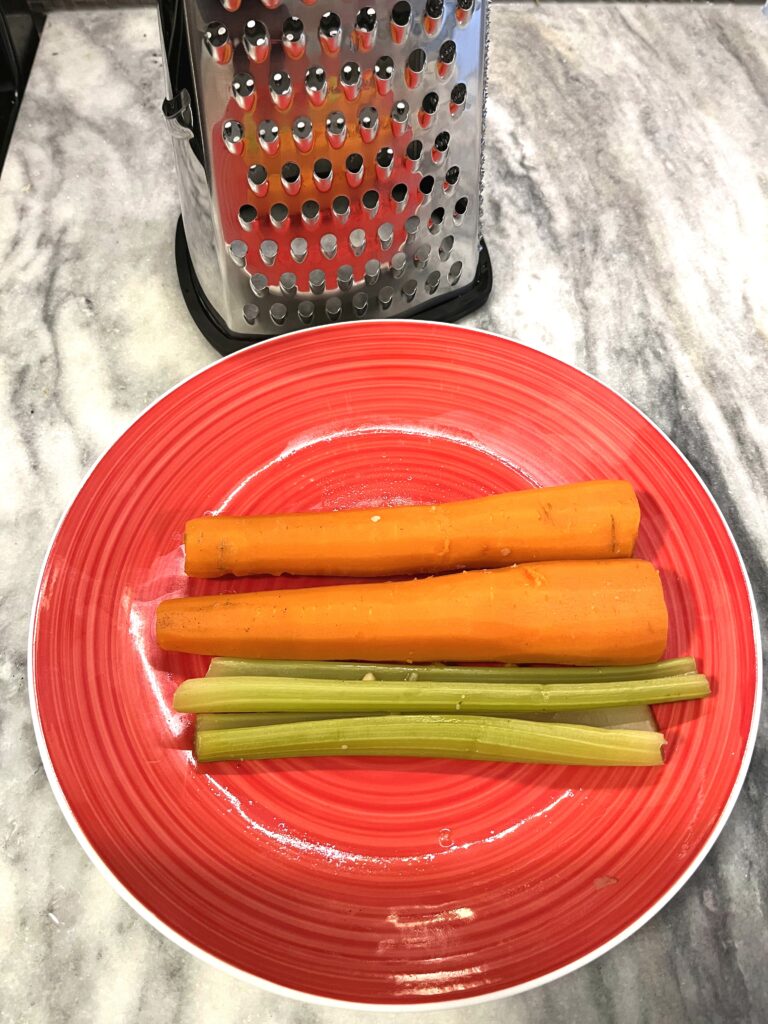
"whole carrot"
156,558,667,665
183,479,640,578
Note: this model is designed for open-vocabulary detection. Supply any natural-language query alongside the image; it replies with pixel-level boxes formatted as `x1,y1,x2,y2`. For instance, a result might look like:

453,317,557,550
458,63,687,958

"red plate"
29,323,760,1008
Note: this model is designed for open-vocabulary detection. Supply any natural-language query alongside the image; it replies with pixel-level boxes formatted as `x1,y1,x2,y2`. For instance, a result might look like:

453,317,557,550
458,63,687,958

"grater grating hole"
455,0,474,29
450,83,467,117
204,23,232,65
438,234,454,260
391,252,407,277
354,8,378,52
309,268,326,294
405,139,423,171
326,112,347,149
405,215,420,240
222,120,244,155
437,39,456,78
402,279,418,302
305,67,328,107
379,285,395,309
425,269,441,294
332,195,351,223
319,12,342,55
390,100,410,139
362,189,380,218
345,152,365,187
248,163,269,196
221,0,241,13
249,272,268,296
280,272,298,296
283,16,304,39
298,300,315,325
349,228,367,256
238,204,258,230
260,239,278,265
365,259,381,285
376,147,395,180
448,260,463,284
337,264,354,290
326,297,343,321
243,303,259,325
378,222,394,249
353,292,369,317
281,162,301,195
340,62,363,101
232,73,256,110
292,117,314,152
428,207,444,233
419,175,435,199
453,196,469,223
313,158,333,192
270,303,288,326
432,131,450,164
258,119,279,155
419,92,439,131
406,48,426,88
321,233,338,258
390,6,411,46
301,199,320,226
359,107,379,143
355,7,377,30
413,243,430,269
229,240,247,266
269,71,293,112
391,182,409,211
282,17,306,60
269,203,289,230
243,19,269,64
423,0,444,36
443,165,460,195
374,56,394,94
290,237,309,263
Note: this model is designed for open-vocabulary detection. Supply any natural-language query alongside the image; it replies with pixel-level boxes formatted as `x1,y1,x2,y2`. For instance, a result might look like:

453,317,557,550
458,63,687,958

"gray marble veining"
1,4,766,1023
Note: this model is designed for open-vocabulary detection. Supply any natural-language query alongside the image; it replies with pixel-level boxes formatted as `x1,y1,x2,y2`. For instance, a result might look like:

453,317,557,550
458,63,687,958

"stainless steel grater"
159,0,492,353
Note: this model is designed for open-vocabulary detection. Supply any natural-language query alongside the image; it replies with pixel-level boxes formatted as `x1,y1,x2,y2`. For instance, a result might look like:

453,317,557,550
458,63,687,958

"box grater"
159,0,492,353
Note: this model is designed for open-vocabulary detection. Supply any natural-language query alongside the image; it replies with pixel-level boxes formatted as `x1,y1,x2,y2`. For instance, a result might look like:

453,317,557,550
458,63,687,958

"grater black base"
174,217,493,357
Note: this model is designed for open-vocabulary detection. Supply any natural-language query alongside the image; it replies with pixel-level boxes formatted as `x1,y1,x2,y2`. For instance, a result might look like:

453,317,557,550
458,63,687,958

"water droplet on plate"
439,827,453,848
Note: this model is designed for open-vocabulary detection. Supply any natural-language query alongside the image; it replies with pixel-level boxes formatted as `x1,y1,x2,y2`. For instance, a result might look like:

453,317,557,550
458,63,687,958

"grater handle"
162,89,194,141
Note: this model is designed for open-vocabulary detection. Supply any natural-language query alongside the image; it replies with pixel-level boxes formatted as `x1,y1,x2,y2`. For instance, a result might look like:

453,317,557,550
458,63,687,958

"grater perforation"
160,0,491,346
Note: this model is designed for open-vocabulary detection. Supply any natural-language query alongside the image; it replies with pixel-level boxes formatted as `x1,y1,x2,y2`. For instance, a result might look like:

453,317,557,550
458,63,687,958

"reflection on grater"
159,0,492,349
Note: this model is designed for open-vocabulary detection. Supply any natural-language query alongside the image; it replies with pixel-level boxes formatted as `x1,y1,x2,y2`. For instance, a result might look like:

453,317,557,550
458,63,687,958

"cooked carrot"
156,558,667,665
183,479,640,578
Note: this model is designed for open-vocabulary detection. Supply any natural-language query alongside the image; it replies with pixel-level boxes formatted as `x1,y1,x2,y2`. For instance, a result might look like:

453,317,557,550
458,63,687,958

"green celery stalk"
174,673,710,714
195,714,665,765
205,656,696,683
196,711,394,730
195,705,658,732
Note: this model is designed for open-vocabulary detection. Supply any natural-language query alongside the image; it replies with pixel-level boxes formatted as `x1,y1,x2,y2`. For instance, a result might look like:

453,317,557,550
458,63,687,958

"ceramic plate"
29,322,760,1008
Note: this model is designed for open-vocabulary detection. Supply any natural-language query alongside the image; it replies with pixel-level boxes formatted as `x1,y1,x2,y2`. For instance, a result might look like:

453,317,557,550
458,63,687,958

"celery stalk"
205,656,696,683
195,705,658,731
195,714,665,765
174,673,710,714
196,711,394,730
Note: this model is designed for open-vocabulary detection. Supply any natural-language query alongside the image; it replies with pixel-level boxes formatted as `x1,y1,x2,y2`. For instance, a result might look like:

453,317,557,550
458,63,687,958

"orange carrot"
183,479,640,578
156,558,667,665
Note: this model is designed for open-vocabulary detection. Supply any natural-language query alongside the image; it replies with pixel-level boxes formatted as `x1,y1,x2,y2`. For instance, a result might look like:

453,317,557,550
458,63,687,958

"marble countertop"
1,4,766,1022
